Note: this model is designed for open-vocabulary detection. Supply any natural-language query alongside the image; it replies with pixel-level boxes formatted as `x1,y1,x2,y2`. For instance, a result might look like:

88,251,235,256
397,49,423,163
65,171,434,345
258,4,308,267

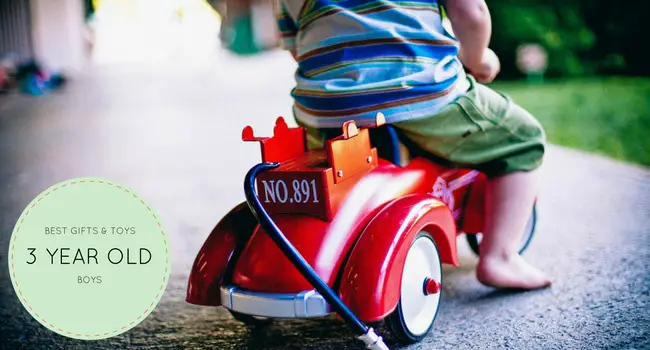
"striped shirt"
276,0,469,128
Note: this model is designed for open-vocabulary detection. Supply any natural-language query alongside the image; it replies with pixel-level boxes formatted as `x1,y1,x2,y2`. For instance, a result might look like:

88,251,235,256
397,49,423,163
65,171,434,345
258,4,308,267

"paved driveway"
1,50,648,349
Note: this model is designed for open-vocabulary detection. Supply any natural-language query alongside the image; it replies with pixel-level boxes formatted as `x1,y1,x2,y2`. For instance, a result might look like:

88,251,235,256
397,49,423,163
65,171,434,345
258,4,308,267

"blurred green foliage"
487,0,650,78
494,78,650,166
486,1,650,166
487,1,650,166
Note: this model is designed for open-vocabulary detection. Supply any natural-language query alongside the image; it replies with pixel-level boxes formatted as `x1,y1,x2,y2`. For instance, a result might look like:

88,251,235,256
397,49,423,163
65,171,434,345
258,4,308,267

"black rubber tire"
229,310,273,328
466,203,537,256
385,232,442,344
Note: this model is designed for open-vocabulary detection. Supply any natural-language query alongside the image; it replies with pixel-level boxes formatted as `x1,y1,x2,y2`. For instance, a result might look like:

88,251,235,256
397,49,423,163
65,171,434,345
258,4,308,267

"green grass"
492,77,650,167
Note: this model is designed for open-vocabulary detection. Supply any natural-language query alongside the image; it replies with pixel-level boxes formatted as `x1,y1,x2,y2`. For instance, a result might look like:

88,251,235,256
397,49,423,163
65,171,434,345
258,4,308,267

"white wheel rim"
399,233,442,336
475,211,535,249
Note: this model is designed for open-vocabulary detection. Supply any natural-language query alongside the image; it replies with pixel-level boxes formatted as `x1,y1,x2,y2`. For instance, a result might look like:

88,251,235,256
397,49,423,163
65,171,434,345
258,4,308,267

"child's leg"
477,169,551,289
393,76,551,289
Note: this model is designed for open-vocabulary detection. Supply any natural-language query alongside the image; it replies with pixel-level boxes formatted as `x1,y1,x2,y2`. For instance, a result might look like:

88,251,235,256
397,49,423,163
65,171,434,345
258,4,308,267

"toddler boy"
275,0,551,289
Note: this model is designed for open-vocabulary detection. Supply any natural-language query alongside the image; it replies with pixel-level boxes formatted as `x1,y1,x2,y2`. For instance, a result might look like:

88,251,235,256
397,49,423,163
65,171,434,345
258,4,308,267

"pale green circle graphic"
8,178,170,340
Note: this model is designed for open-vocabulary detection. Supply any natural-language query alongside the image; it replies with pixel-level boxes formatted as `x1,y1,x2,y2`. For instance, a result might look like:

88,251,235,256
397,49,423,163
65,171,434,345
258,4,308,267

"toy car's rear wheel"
466,203,537,256
229,310,273,328
386,232,442,344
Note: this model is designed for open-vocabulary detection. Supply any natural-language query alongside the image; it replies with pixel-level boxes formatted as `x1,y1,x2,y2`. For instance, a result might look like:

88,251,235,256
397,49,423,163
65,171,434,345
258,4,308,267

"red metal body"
186,202,254,306
187,116,486,321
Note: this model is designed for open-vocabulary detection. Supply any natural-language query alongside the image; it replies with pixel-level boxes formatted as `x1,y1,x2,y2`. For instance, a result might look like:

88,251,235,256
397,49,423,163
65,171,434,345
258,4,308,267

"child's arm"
274,0,298,60
444,0,500,82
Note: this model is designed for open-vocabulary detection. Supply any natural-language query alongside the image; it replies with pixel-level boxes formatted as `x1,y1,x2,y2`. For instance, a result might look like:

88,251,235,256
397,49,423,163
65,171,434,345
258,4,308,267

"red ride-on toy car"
186,115,536,349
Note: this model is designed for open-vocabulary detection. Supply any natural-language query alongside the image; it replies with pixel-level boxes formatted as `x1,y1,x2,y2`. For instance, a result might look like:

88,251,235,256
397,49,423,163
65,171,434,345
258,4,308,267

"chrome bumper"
220,285,331,318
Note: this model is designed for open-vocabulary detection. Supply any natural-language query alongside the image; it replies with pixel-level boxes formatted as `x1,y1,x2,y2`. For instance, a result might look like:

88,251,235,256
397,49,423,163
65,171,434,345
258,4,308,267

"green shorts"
299,76,546,178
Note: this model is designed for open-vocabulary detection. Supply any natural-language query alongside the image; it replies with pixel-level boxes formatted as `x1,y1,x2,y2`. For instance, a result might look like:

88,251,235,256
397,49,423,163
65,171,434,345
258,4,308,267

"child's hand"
465,48,501,83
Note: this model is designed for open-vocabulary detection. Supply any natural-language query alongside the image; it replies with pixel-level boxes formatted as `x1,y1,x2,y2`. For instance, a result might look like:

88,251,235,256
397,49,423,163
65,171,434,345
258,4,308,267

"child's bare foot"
477,254,552,290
